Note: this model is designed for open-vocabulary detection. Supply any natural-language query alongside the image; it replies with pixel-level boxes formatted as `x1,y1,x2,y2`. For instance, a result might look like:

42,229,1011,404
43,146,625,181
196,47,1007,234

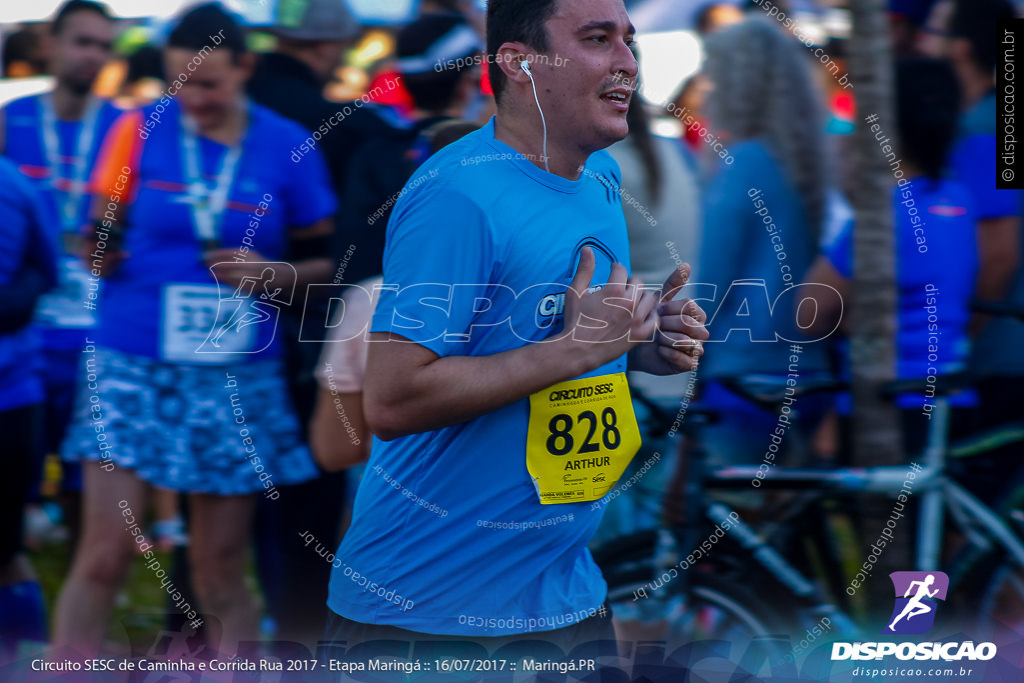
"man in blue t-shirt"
943,0,1024,431
0,0,120,514
324,0,708,665
0,157,56,661
803,58,978,453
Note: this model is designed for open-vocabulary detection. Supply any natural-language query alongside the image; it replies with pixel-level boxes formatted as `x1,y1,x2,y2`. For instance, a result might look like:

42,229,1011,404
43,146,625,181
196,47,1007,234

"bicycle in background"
594,301,1024,657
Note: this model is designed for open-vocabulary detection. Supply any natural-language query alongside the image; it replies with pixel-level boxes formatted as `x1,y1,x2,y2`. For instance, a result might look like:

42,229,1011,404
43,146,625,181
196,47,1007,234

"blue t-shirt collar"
481,117,590,194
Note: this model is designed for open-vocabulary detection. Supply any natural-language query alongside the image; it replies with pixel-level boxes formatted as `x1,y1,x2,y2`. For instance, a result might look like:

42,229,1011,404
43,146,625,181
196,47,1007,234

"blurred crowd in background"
0,0,1022,664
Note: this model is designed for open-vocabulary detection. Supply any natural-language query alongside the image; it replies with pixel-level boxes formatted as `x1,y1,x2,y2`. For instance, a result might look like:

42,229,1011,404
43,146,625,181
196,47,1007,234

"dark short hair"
950,0,1016,74
486,0,558,104
399,14,475,113
127,44,165,84
2,29,43,76
895,58,961,180
51,0,113,36
167,2,247,62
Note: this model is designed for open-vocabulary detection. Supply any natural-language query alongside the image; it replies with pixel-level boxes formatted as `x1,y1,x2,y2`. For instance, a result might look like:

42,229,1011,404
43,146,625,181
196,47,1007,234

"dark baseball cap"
395,13,481,75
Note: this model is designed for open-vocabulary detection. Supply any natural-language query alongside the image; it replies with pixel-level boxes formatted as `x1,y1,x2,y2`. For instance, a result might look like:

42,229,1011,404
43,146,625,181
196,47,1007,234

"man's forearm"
367,334,603,440
292,257,333,288
976,217,1021,300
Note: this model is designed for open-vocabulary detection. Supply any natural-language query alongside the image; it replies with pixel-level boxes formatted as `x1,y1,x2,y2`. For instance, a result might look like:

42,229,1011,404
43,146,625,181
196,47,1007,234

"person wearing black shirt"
245,0,402,646
338,11,485,285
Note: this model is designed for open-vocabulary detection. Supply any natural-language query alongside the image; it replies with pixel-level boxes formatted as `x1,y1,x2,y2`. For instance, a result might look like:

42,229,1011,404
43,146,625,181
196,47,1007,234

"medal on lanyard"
180,105,246,254
40,93,100,252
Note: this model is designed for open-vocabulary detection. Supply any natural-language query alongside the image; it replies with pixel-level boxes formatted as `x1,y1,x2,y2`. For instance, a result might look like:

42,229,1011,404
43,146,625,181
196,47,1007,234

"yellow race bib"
526,373,641,504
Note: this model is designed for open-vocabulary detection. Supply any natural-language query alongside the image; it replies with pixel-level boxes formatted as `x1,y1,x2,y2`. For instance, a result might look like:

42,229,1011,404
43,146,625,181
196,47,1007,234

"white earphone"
519,59,549,173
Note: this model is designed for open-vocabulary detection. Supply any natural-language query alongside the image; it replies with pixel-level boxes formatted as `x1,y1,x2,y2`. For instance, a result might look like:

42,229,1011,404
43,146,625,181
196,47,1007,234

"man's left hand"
629,263,708,375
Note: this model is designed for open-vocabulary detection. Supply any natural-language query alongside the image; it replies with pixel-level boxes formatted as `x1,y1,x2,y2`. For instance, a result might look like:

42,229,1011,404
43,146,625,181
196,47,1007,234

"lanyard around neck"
39,93,101,234
180,105,247,249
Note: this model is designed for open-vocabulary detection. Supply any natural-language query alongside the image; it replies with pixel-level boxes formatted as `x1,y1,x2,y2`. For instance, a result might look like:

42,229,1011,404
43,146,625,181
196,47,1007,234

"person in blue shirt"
0,0,121,552
695,18,835,468
943,0,1024,445
0,158,57,664
804,58,978,452
322,0,708,667
53,4,336,655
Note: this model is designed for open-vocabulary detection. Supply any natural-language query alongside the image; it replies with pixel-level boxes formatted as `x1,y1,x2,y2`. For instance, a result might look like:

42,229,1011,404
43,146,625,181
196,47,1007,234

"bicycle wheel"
976,558,1024,638
942,478,1024,639
607,571,781,642
596,531,782,645
945,540,1024,639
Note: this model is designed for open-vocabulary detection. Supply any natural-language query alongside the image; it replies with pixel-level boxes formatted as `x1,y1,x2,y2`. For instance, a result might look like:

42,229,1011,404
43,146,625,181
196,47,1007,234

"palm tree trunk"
848,0,906,607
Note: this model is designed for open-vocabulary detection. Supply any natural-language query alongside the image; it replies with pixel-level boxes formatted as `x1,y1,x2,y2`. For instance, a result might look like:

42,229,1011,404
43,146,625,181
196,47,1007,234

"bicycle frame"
702,396,1024,634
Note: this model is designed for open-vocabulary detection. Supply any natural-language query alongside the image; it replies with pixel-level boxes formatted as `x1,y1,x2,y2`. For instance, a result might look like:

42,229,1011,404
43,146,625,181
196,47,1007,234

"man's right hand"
561,247,657,370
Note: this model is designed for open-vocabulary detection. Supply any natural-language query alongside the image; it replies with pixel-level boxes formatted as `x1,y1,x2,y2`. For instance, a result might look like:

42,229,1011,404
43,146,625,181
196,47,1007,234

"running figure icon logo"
196,261,296,356
883,571,949,635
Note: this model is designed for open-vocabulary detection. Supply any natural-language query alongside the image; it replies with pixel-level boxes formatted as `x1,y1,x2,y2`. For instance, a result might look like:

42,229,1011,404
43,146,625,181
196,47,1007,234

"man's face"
311,40,348,84
166,48,252,130
52,11,115,95
535,0,638,152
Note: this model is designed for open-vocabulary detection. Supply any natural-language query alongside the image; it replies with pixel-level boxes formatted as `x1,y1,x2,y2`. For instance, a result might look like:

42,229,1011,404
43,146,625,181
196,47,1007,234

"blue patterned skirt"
61,346,317,495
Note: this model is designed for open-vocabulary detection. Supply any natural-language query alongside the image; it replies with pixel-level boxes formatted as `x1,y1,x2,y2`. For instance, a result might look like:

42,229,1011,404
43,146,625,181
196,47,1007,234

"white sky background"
0,0,265,23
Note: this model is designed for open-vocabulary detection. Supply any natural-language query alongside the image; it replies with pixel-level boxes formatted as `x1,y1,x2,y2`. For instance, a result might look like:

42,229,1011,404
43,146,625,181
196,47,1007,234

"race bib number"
161,284,255,363
35,258,96,328
526,373,641,504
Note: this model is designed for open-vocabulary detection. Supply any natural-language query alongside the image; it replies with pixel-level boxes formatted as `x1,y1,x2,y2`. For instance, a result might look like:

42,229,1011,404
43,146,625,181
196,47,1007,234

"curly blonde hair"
703,18,830,242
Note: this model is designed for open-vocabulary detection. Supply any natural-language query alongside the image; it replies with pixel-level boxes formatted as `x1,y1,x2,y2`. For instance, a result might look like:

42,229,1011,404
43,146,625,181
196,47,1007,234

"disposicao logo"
884,571,948,635
831,571,997,662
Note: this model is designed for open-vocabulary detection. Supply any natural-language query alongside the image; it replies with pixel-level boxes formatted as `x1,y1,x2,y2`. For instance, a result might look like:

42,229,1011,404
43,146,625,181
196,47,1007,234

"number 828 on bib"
525,373,641,504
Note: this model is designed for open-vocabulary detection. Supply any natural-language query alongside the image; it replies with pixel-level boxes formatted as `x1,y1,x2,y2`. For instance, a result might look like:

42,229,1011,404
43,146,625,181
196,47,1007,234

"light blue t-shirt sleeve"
951,134,1022,220
370,185,496,358
823,215,853,279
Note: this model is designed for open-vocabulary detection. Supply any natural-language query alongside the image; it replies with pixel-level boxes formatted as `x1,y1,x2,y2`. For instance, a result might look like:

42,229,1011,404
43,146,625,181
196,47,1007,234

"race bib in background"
161,284,256,363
